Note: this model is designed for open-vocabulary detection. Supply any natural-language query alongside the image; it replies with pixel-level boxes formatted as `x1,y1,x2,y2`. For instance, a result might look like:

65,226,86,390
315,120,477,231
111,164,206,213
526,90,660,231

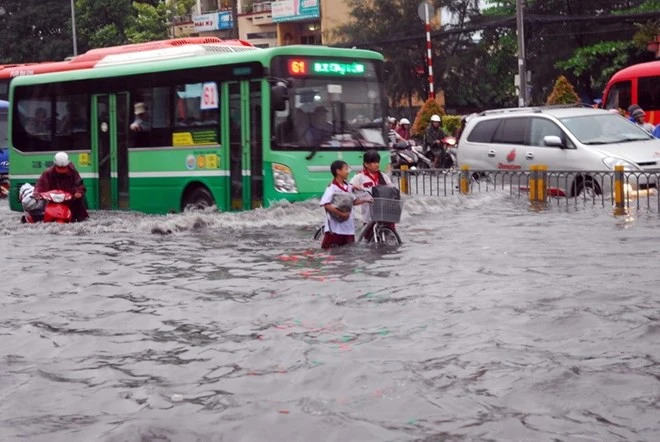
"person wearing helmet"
19,183,46,223
396,118,411,141
424,114,448,167
385,117,404,147
34,151,88,222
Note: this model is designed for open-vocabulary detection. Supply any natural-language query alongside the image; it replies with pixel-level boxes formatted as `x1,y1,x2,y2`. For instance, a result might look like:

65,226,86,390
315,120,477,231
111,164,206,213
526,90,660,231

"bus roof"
9,45,384,89
607,60,660,84
0,37,251,79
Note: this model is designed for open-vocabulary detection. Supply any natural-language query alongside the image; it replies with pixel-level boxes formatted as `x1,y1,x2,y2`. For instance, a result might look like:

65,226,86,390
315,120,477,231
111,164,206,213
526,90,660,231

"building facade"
171,0,352,48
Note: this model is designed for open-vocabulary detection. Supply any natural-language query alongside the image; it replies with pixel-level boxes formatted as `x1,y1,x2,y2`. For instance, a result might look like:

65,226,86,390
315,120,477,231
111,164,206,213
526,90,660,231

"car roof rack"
479,103,594,116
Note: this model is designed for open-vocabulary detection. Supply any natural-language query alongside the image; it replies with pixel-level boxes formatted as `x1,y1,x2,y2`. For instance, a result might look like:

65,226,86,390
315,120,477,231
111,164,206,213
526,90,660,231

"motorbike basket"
371,197,404,223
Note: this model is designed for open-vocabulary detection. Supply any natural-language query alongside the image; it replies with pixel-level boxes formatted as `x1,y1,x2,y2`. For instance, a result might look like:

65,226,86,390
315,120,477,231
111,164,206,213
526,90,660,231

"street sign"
417,1,434,22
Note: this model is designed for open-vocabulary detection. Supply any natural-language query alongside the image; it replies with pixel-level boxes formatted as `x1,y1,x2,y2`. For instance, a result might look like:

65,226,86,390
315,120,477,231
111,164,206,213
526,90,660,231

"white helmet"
430,114,441,122
54,151,70,167
19,183,34,202
399,118,410,125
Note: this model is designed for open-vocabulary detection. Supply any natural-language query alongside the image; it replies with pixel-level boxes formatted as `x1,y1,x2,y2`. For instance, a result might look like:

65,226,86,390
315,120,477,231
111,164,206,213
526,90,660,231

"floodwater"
1,193,659,442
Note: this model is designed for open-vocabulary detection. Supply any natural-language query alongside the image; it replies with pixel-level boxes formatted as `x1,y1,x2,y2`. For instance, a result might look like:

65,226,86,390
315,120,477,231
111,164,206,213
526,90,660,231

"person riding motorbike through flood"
34,151,89,222
396,118,411,141
350,150,397,241
424,114,449,168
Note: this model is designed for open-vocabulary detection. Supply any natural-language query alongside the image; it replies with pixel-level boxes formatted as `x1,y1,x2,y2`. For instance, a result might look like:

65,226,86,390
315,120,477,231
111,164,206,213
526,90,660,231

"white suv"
457,106,660,196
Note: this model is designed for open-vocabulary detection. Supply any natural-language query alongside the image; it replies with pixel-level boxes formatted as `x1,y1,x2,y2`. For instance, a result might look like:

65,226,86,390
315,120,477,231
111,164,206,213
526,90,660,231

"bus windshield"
273,77,386,150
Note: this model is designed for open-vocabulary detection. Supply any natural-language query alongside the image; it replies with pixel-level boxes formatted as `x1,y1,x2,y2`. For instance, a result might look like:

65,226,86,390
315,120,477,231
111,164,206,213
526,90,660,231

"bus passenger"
27,107,51,134
34,151,89,222
130,102,151,132
319,160,371,249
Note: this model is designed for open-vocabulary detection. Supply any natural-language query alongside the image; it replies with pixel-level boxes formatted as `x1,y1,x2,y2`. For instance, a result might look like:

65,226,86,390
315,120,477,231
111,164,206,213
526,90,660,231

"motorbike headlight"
272,163,298,193
602,157,642,171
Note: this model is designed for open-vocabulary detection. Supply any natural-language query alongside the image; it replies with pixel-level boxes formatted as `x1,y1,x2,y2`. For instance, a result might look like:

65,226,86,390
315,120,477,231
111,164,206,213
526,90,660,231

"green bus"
7,43,388,214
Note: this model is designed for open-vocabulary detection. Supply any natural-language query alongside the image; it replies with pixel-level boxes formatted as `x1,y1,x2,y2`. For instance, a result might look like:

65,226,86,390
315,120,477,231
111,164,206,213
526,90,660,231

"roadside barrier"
391,165,660,213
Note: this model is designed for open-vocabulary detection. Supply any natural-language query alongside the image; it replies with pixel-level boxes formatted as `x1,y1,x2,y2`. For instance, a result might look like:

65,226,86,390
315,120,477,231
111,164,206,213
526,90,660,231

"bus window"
131,87,170,147
604,80,631,111
57,95,88,134
14,99,55,151
174,82,219,127
273,78,385,150
638,76,660,111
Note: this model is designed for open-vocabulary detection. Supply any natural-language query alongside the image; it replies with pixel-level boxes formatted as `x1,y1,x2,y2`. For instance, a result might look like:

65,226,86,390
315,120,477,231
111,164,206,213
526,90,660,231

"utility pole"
70,0,78,56
516,0,527,107
231,0,239,39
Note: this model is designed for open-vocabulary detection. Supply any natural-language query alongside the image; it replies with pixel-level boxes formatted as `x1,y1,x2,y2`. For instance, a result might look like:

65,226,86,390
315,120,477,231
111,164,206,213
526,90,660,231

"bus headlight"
273,163,298,193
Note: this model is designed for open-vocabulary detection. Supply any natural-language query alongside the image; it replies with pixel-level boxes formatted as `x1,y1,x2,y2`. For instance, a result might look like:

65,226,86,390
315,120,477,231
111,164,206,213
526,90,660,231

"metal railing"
392,167,660,212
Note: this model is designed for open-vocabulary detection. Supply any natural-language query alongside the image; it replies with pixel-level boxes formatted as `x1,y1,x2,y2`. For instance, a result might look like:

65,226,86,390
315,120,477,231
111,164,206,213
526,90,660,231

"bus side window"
605,80,631,111
130,87,170,148
638,76,660,112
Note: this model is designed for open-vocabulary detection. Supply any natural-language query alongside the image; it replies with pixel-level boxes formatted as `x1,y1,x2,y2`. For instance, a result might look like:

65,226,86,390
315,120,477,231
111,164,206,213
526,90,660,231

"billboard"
272,0,320,23
193,11,233,32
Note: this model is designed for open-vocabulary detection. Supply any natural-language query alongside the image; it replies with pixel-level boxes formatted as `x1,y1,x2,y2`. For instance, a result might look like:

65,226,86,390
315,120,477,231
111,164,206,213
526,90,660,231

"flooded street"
1,195,659,441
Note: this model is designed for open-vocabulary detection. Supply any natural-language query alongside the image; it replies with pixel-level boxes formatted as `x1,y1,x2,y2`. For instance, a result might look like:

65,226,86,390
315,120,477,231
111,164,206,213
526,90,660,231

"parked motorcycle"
390,140,419,170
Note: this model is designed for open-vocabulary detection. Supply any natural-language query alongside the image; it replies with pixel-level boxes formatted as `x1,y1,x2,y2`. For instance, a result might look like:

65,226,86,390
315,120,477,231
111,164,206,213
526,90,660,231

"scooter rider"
34,151,89,222
424,114,448,168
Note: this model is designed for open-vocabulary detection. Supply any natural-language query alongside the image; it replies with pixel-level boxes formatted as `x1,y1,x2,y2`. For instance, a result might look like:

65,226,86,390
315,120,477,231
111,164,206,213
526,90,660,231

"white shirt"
319,182,357,235
350,170,392,223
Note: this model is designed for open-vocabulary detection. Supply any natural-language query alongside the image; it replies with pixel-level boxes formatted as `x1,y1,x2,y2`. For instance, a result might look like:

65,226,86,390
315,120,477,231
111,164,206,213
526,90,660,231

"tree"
546,75,580,105
0,0,73,62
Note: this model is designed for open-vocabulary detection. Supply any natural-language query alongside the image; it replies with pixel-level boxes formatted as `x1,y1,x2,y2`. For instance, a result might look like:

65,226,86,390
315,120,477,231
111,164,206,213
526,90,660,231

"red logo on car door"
506,149,516,162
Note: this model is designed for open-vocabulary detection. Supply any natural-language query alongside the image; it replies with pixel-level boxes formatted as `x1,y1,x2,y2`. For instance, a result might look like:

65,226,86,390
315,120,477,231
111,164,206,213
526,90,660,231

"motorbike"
425,136,458,169
23,190,74,224
0,147,8,199
390,140,421,170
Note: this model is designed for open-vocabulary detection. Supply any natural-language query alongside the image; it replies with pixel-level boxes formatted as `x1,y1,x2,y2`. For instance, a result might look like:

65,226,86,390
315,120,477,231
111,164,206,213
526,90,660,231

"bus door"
92,93,130,210
227,81,263,210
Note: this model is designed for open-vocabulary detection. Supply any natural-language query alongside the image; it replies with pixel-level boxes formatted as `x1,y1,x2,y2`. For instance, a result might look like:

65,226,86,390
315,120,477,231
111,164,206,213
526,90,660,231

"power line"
333,11,660,49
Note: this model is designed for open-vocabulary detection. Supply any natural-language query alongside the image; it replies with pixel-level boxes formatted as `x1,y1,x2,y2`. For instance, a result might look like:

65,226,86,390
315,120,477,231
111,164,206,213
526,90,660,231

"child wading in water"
319,160,371,249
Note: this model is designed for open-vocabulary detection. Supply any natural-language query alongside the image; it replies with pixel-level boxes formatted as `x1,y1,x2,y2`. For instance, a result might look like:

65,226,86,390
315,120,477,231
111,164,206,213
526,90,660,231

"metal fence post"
400,165,409,195
614,165,627,216
529,165,538,202
460,165,470,194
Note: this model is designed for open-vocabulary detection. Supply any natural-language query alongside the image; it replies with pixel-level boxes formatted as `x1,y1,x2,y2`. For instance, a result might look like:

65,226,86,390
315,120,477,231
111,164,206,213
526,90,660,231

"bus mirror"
271,84,288,111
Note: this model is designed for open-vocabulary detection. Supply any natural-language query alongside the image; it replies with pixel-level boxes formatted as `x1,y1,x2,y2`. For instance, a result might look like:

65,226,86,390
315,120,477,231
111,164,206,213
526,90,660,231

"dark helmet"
363,150,381,164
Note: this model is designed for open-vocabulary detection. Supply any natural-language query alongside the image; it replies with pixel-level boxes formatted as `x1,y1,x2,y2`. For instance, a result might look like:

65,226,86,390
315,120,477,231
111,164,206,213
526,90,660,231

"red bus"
0,37,240,101
602,60,660,124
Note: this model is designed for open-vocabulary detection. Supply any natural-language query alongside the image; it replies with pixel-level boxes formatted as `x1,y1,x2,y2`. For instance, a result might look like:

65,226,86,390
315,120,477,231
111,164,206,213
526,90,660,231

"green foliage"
555,41,636,93
443,115,462,137
126,2,170,43
412,99,445,138
546,76,580,105
0,0,73,62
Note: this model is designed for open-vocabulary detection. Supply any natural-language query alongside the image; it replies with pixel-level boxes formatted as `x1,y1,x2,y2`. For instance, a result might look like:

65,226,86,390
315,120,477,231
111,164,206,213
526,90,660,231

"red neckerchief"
363,167,380,185
332,179,349,193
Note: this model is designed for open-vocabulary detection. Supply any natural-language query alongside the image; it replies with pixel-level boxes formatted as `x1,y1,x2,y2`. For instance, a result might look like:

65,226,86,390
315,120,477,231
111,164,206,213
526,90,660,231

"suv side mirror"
543,135,566,148
271,84,288,112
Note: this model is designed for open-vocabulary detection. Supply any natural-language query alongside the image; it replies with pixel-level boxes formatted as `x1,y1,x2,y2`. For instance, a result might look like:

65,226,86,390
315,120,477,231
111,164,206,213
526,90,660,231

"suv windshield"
273,78,385,150
560,114,652,145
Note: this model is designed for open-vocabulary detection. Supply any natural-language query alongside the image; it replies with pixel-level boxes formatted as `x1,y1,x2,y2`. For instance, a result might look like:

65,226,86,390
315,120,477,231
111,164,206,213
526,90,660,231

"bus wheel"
182,187,214,212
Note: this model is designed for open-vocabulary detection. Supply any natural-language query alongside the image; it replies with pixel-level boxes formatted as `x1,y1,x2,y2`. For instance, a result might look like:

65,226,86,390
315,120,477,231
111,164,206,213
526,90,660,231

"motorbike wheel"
376,226,402,246
313,225,324,241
